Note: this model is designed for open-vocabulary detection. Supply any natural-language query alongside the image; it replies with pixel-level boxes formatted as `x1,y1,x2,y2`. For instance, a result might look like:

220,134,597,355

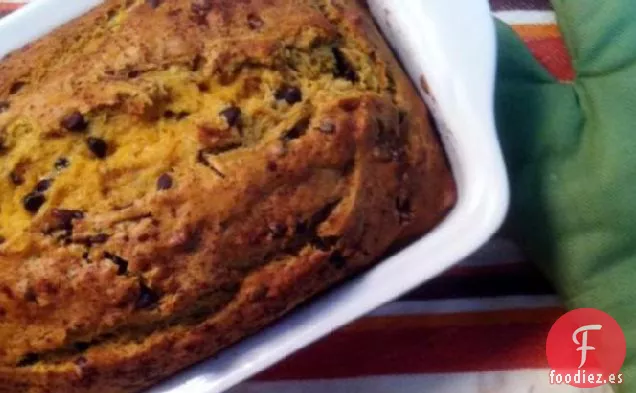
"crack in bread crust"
0,0,456,392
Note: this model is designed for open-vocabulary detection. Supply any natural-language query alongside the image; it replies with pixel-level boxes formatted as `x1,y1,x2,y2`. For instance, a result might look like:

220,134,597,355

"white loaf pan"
0,1,509,392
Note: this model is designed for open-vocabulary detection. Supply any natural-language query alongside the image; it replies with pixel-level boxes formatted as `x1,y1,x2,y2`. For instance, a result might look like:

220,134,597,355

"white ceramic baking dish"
0,1,509,392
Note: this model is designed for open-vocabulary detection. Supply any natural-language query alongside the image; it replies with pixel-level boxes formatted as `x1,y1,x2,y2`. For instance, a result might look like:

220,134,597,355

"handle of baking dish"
368,0,509,223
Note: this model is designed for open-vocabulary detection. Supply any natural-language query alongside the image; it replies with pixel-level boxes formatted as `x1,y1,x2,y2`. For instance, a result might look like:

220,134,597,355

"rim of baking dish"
0,1,509,392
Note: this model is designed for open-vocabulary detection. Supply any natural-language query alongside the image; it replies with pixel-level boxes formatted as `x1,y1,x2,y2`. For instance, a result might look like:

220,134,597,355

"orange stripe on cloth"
513,24,576,81
512,24,561,40
525,37,575,81
256,309,561,380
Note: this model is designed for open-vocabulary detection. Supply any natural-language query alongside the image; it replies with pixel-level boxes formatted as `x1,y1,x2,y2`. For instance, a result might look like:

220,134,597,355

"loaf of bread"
0,0,455,391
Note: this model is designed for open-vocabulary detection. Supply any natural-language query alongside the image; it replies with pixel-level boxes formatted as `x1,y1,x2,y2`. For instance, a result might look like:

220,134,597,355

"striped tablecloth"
0,1,608,392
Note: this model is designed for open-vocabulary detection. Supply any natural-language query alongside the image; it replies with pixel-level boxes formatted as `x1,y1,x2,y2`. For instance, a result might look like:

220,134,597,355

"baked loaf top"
0,0,455,392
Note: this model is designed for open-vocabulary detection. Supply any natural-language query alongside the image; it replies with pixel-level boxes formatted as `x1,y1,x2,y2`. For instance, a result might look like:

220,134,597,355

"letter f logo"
573,325,602,369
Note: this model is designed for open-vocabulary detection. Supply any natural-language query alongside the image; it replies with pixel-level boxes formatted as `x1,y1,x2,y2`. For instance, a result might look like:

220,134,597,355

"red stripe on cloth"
0,3,23,12
255,309,562,380
525,38,575,81
345,308,565,329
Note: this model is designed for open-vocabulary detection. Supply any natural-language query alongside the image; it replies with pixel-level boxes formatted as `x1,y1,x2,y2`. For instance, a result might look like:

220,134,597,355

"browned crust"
0,1,456,392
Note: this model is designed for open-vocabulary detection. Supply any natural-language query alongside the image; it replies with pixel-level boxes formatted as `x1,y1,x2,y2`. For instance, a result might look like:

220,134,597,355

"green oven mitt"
495,0,636,390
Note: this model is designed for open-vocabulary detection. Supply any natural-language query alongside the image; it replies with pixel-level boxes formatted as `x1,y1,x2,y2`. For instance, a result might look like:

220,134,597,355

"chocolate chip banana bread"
0,0,456,391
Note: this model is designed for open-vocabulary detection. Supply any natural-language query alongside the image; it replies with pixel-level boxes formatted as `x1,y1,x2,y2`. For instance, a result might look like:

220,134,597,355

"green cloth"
495,0,636,390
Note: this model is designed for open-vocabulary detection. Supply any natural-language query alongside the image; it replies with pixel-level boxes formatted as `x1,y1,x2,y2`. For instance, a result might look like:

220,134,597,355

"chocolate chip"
295,220,307,234
9,81,26,95
61,111,88,132
24,287,37,303
106,8,118,20
339,98,360,112
328,251,347,269
219,106,241,127
274,86,302,105
104,252,129,275
398,110,408,124
192,54,205,71
35,179,52,193
86,137,108,158
54,157,70,170
268,222,287,238
165,111,191,120
0,236,5,244
127,70,140,78
319,121,335,134
0,101,9,113
9,170,24,186
285,88,302,104
74,342,91,352
156,173,173,190
52,209,84,230
266,161,278,172
247,13,264,30
146,0,161,8
135,282,159,309
332,47,357,82
23,192,45,213
17,353,39,367
283,118,310,141
1,286,14,300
